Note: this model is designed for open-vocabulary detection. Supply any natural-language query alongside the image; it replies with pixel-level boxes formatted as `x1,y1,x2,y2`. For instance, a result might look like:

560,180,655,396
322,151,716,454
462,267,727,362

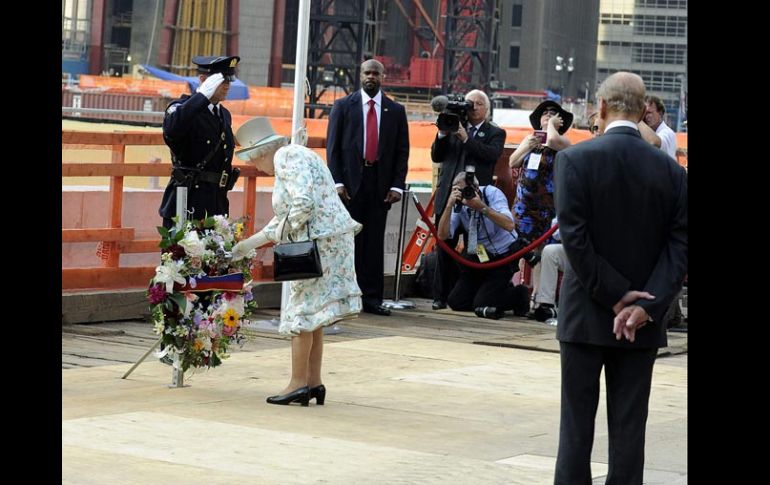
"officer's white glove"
231,230,269,261
196,73,224,100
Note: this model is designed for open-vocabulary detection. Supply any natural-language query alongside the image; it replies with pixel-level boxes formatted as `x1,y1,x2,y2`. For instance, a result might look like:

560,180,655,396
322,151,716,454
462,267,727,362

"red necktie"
365,99,378,162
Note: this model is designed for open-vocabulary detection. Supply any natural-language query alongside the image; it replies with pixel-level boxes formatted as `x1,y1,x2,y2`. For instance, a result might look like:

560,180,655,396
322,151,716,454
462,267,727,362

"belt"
363,159,377,167
196,169,231,188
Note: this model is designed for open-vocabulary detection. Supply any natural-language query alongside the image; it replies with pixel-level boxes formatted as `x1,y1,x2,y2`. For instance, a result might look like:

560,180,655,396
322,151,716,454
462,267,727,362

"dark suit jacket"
431,120,506,216
326,91,409,200
554,126,687,349
158,93,235,219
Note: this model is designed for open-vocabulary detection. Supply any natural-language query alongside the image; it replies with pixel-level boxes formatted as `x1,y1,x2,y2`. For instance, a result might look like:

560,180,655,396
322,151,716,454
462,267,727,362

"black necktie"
468,126,477,139
212,105,219,119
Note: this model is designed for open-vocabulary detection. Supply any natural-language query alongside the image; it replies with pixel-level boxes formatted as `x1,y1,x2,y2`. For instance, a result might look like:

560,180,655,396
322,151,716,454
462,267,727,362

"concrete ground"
62,299,687,484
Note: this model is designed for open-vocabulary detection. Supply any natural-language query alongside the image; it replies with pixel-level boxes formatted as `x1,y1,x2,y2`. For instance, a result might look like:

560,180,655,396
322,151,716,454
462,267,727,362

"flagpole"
280,0,312,318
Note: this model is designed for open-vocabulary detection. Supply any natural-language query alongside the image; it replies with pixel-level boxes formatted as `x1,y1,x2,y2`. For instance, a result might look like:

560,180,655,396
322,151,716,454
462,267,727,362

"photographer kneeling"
437,171,529,319
430,89,506,311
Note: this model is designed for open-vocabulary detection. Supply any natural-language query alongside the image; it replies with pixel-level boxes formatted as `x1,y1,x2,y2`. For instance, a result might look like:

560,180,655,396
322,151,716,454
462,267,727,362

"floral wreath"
147,215,257,371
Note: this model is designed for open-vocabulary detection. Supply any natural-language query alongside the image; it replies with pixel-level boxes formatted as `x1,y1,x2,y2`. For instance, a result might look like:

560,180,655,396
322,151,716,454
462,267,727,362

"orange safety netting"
77,75,190,98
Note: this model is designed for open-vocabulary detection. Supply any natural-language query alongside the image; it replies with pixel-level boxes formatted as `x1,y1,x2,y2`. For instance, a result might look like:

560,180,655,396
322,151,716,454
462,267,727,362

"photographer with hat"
509,99,572,244
436,171,529,320
430,89,506,311
158,55,241,229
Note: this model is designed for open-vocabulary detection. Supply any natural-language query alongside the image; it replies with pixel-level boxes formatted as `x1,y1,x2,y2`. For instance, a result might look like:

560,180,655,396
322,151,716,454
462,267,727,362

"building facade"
596,0,687,130
497,0,600,102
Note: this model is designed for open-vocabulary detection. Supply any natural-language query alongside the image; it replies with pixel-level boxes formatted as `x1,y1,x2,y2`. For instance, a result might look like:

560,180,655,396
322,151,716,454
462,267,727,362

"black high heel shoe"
266,386,310,406
309,384,326,405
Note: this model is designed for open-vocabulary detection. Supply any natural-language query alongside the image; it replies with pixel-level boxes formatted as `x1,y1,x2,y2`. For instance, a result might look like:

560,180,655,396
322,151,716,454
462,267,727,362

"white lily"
154,260,187,293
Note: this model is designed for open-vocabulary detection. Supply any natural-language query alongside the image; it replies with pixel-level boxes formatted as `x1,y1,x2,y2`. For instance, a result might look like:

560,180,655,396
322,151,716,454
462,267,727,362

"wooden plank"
62,228,135,243
62,163,265,177
306,135,325,148
62,131,165,146
106,147,125,268
63,163,171,177
119,239,162,253
243,176,257,234
62,266,156,289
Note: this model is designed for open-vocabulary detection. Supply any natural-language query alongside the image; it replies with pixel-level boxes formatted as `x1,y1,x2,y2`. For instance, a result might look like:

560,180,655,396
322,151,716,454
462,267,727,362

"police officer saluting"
158,55,241,228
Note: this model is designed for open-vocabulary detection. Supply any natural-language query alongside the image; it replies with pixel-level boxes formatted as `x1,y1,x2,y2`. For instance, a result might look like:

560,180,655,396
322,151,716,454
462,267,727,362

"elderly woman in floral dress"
231,119,362,406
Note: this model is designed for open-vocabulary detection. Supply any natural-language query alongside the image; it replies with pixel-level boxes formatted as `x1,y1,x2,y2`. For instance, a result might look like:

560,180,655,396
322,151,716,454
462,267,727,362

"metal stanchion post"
383,184,415,310
168,186,188,387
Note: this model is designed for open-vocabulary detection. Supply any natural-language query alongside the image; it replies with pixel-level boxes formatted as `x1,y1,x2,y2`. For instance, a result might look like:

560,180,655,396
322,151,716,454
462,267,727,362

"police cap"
192,55,240,81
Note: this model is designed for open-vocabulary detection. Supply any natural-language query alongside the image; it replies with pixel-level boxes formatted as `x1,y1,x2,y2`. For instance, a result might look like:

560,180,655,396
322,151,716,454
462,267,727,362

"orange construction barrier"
401,192,435,272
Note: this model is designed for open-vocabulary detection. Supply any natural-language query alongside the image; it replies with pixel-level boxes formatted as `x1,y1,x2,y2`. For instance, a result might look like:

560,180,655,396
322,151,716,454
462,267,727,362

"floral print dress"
262,144,363,336
512,147,557,244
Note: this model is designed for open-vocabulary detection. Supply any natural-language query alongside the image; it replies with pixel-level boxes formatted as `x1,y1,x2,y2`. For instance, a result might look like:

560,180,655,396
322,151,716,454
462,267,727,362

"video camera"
431,94,474,132
453,165,478,213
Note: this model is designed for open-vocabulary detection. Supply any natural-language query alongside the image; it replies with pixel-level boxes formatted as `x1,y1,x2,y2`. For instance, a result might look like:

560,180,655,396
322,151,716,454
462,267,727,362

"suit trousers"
346,166,388,306
555,341,657,485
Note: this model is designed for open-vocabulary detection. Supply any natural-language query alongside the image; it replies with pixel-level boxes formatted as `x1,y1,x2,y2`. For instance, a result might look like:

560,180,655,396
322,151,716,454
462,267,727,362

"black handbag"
273,219,323,282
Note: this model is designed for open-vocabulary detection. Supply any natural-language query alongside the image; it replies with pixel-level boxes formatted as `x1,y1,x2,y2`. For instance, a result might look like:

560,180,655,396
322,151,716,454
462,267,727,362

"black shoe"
432,299,447,310
266,386,310,406
159,355,173,366
309,384,326,405
363,304,391,316
533,305,557,322
475,306,504,320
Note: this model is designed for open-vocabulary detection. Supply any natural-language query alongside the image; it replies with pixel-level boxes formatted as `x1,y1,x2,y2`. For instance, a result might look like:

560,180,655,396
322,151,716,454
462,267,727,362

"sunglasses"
589,125,600,134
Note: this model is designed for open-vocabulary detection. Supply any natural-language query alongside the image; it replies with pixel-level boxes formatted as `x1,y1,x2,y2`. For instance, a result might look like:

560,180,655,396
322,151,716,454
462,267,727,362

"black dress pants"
555,341,657,485
346,166,389,306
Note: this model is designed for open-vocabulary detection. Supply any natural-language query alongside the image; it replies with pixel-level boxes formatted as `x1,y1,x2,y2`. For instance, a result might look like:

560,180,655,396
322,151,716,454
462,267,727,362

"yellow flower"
235,223,244,239
223,308,240,328
193,339,205,351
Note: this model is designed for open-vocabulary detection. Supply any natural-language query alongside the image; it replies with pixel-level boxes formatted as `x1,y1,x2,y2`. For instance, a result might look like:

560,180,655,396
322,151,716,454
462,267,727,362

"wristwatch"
481,206,489,216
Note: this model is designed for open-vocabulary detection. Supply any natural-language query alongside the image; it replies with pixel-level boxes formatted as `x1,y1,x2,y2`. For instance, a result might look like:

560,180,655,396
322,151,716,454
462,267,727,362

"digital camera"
454,165,478,213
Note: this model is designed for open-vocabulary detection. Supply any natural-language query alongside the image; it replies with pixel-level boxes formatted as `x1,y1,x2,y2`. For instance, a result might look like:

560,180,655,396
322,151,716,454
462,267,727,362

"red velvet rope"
410,192,559,270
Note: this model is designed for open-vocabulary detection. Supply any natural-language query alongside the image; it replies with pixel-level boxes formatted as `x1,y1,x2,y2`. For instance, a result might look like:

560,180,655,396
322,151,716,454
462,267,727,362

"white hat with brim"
234,117,289,161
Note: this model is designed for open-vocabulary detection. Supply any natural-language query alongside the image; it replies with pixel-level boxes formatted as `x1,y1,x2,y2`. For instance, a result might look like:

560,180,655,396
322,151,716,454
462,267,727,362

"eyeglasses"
543,109,559,116
589,125,600,134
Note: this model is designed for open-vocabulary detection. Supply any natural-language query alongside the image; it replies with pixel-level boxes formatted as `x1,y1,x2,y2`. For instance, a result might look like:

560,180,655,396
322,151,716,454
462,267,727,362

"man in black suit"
552,72,687,484
327,59,410,316
429,89,506,310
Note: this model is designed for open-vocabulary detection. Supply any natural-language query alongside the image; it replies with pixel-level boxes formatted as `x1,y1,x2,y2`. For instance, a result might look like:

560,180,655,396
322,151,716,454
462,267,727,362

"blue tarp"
140,64,249,100
545,89,561,103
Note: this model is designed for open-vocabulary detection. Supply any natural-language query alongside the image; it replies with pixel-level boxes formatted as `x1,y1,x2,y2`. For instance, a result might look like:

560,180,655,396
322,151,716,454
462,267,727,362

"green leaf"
168,293,187,313
172,229,185,243
157,226,170,238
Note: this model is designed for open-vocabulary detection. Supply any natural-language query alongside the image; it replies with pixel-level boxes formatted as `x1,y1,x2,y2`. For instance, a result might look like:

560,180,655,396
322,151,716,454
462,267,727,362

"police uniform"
158,55,240,227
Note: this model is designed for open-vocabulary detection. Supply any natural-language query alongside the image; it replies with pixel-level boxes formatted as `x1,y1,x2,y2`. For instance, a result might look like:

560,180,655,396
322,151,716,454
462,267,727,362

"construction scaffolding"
441,0,499,94
168,0,230,76
306,0,376,118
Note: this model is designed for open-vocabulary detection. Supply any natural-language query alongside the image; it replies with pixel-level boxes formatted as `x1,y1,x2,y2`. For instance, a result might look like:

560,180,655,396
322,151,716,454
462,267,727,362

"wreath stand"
122,187,188,387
